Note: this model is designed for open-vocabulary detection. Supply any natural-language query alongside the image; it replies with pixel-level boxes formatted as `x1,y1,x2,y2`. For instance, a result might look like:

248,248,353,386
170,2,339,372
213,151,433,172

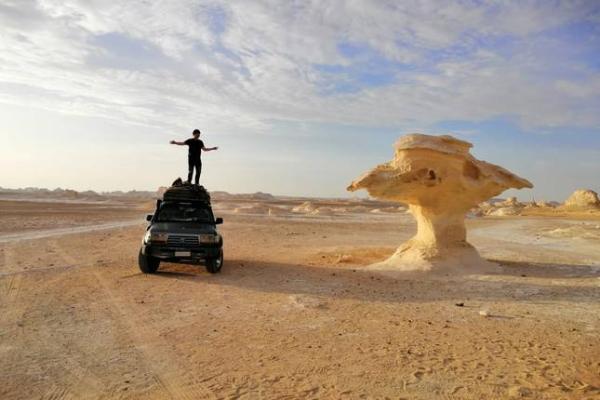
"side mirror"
146,214,153,222
215,217,223,225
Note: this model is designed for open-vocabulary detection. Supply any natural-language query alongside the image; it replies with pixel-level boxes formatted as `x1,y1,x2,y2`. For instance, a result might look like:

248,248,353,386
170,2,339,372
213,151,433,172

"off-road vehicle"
138,183,223,274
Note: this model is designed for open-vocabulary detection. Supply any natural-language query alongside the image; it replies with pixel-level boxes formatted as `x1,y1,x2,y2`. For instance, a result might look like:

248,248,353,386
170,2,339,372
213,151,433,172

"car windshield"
156,203,213,223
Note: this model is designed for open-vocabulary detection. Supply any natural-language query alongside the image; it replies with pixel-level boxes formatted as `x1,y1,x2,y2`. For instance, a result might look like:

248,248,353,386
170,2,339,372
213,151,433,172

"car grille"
167,234,199,247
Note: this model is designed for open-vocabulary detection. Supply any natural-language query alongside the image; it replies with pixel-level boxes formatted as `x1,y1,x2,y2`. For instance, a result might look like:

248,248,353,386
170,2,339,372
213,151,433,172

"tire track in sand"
0,241,90,400
53,239,217,400
28,240,108,398
1,273,21,304
0,243,23,323
40,385,69,400
90,268,217,400
0,219,142,244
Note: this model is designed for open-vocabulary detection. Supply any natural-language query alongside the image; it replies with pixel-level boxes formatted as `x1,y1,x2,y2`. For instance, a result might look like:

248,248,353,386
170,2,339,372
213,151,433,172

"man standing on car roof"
170,129,218,185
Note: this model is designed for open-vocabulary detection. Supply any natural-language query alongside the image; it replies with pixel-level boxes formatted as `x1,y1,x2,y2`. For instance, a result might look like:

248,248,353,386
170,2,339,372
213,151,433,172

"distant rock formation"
563,189,600,209
292,201,316,213
211,191,233,200
310,207,335,216
535,200,555,208
499,196,522,207
479,196,526,216
80,190,102,199
249,192,276,201
487,206,520,216
347,133,532,271
233,203,289,216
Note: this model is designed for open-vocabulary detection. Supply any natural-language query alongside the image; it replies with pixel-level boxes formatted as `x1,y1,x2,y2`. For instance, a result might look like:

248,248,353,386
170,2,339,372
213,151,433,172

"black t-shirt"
185,138,204,159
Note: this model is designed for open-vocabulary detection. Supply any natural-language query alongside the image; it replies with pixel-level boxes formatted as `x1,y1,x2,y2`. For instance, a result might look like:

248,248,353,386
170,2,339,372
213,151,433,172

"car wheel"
206,250,223,274
138,249,160,273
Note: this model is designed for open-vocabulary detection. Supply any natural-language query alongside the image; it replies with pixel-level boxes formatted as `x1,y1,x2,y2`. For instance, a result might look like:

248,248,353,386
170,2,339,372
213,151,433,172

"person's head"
192,129,201,138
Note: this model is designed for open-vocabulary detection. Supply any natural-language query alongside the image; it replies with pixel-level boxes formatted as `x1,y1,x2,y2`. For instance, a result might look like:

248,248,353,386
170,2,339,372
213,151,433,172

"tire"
138,249,160,274
205,250,223,274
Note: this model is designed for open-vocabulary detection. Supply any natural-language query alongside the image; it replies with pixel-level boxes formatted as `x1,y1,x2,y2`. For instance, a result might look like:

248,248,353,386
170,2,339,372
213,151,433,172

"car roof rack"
162,183,211,204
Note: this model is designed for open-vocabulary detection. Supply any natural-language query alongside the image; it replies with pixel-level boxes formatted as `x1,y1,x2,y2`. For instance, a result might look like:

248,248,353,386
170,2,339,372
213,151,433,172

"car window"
156,203,213,223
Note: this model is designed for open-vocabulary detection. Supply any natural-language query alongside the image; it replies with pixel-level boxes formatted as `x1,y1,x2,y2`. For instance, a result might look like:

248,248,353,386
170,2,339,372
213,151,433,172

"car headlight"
145,231,168,244
198,233,220,244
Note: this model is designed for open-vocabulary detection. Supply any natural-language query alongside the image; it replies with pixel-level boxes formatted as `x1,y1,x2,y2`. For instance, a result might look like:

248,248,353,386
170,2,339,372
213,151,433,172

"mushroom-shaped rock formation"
347,134,533,271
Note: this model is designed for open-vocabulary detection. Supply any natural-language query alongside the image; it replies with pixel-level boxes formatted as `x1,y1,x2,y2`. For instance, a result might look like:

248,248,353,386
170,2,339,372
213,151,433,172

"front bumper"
141,244,222,264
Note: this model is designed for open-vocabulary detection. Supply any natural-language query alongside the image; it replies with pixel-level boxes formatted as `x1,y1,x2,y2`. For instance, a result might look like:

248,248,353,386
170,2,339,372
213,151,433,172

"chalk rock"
292,201,316,213
524,201,539,208
310,207,335,216
347,133,532,271
563,189,600,209
487,206,520,216
500,196,521,207
478,201,494,210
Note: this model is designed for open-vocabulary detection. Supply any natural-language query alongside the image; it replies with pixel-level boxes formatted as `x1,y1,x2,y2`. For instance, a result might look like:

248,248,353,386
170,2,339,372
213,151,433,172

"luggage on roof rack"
163,183,211,203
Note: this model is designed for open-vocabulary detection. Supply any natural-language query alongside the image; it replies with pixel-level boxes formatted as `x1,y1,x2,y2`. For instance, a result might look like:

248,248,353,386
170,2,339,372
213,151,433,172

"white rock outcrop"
563,189,600,209
535,200,555,208
347,133,533,271
500,196,522,207
292,201,316,213
310,207,336,216
487,206,520,216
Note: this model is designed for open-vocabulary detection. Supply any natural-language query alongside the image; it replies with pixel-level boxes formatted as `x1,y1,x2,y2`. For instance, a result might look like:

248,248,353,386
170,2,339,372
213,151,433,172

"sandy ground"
0,200,147,234
1,199,599,399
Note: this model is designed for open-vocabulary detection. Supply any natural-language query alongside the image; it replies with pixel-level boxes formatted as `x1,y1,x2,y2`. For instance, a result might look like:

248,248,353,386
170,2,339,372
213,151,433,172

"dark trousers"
188,157,202,185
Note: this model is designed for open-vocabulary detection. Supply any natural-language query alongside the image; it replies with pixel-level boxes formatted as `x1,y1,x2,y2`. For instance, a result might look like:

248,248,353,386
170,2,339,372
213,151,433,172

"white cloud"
0,0,599,134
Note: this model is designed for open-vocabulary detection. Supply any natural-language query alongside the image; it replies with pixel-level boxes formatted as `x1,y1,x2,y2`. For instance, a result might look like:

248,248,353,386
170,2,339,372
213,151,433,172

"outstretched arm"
170,140,186,145
202,145,219,151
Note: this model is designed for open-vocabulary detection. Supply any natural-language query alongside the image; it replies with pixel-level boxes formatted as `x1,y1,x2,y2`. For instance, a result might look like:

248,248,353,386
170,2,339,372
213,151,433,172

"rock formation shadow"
153,259,600,305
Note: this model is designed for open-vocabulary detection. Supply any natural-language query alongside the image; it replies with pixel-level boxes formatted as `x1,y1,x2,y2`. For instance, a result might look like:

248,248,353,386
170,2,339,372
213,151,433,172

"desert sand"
1,192,599,400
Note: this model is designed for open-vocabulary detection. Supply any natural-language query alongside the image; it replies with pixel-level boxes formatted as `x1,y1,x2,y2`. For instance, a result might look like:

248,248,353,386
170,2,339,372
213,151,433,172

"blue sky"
1,1,599,200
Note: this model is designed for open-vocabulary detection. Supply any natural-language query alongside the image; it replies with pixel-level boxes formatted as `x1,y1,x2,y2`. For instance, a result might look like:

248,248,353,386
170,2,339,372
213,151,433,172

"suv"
138,184,224,274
